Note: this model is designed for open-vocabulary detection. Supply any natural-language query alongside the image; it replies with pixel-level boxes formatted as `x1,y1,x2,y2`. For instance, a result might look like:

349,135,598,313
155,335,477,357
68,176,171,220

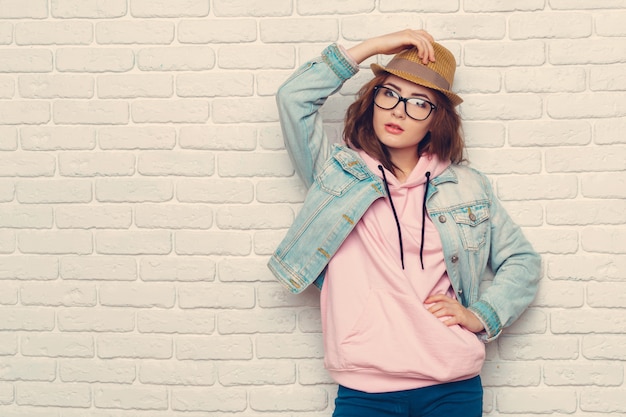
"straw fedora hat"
371,42,463,106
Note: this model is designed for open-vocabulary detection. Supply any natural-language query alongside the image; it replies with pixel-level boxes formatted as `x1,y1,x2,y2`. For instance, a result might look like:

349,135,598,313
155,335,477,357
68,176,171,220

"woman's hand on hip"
347,29,436,65
424,293,486,333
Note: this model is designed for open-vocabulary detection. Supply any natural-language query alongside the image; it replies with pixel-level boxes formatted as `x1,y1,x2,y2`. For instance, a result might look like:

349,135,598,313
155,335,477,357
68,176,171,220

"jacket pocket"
450,203,490,251
315,158,358,196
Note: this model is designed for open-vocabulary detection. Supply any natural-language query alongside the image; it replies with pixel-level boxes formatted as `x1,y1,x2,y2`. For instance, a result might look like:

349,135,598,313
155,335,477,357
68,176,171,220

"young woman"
267,30,541,417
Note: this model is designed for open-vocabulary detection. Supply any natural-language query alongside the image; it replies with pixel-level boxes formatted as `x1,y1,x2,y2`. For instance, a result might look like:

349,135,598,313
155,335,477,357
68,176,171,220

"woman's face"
372,75,436,162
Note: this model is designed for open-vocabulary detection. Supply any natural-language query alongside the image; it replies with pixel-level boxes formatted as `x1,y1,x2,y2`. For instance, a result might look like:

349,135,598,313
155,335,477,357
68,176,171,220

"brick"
548,92,626,119
256,334,324,359
99,126,175,150
0,0,48,18
465,149,541,174
176,336,252,360
215,96,279,122
56,48,134,72
178,19,257,43
219,360,295,386
54,100,129,125
94,386,168,410
132,100,209,123
580,388,626,413
498,336,579,360
256,178,307,203
96,231,172,255
496,388,576,413
96,21,174,44
213,0,292,17
550,0,626,9
15,21,92,45
524,228,578,254
175,231,251,256
501,201,543,227
0,101,50,125
135,204,213,229
218,152,293,177
552,309,626,334
380,0,459,12
139,360,216,385
60,359,135,383
505,67,585,93
176,72,253,97
18,74,94,99
61,256,137,281
0,206,52,228
18,230,92,255
51,0,126,18
99,283,175,308
582,227,626,254
0,49,52,73
510,12,591,39
177,178,253,204
0,23,11,45
497,174,577,200
533,280,583,308
21,282,96,307
0,358,55,382
260,19,338,43
464,0,543,11
171,387,246,412
139,256,216,282
427,15,506,40
131,0,208,17
548,255,626,281
590,64,626,91
58,308,134,332
137,47,215,71
0,308,54,331
218,309,296,334
299,308,322,333
218,45,294,69
178,284,255,309
250,386,328,412
257,70,291,96
0,179,14,202
16,382,90,408
465,41,545,66
544,361,623,386
216,205,293,229
95,178,173,203
0,76,13,99
97,335,172,359
179,125,256,150
550,39,626,64
480,362,541,386
56,205,131,229
0,334,17,355
505,309,547,335
97,74,173,98
582,172,626,198
587,282,626,308
583,335,626,360
596,11,626,36
462,122,505,148
459,94,542,120
299,359,333,385
509,120,591,147
16,180,92,203
21,126,96,150
546,146,626,172
22,333,94,358
137,151,214,176
454,69,501,94
0,154,55,177
0,230,15,254
137,310,215,334
218,258,277,283
547,199,626,226
0,256,57,280
59,152,135,177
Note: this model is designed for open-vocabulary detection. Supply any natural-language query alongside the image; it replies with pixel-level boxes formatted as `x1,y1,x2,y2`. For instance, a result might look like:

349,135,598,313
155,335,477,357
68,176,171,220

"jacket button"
469,213,476,221
457,289,463,295
438,215,446,223
451,255,459,263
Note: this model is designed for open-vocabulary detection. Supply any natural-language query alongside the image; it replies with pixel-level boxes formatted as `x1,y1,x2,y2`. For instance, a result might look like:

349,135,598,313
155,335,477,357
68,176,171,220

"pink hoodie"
320,151,485,393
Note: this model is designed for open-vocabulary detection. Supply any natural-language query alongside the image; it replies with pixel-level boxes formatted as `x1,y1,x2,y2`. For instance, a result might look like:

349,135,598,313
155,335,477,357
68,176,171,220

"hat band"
386,58,450,91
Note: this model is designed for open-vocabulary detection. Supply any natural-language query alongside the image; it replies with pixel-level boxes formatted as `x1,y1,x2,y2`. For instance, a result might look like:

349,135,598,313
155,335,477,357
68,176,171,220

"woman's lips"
385,123,404,134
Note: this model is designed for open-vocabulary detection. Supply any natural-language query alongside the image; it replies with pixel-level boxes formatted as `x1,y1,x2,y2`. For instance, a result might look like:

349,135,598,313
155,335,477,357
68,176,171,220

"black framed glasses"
373,85,437,121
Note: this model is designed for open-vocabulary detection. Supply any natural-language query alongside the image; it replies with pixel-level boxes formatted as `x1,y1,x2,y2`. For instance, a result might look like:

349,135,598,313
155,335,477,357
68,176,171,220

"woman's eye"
409,99,428,109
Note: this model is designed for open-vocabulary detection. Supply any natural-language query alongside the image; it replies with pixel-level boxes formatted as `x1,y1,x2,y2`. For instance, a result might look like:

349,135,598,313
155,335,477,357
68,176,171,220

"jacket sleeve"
275,43,359,189
468,173,542,342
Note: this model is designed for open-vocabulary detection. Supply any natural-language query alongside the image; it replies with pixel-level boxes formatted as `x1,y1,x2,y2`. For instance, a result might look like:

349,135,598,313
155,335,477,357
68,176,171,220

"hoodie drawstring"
378,165,431,271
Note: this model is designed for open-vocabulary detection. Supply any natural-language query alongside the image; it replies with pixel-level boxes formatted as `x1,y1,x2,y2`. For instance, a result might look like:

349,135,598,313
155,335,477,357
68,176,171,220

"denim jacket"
267,44,541,341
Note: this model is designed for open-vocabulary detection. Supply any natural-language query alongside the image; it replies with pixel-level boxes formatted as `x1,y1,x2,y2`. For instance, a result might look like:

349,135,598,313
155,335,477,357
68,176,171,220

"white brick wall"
0,1,624,416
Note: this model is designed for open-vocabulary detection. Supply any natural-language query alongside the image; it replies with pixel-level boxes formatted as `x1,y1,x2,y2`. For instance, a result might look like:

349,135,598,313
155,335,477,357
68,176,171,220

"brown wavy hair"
343,74,465,175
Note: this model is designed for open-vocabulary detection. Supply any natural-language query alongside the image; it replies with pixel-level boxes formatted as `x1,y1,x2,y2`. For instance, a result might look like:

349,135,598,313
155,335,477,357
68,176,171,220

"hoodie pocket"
332,290,485,381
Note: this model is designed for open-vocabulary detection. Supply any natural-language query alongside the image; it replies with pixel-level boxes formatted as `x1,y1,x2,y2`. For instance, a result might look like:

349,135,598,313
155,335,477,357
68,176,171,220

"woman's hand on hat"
424,293,485,333
347,29,436,65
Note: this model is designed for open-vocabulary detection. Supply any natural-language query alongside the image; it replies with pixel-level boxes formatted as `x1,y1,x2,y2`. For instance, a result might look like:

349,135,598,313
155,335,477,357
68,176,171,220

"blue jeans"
333,376,483,417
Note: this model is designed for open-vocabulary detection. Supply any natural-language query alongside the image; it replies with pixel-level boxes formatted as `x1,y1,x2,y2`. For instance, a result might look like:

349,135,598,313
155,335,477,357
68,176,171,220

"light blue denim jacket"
267,44,541,341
